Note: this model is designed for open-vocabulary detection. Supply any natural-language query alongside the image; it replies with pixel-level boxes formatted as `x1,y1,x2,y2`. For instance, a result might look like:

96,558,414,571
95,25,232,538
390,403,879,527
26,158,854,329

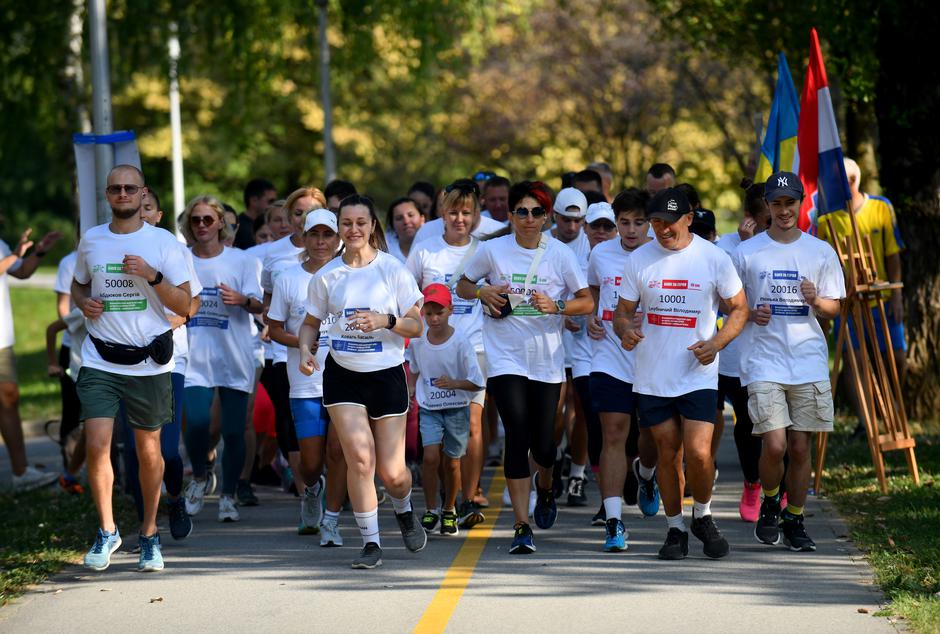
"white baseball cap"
586,202,616,225
553,187,588,218
303,208,338,233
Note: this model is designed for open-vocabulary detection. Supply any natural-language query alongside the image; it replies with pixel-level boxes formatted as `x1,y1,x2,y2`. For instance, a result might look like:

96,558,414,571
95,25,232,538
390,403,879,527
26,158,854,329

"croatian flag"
794,28,852,234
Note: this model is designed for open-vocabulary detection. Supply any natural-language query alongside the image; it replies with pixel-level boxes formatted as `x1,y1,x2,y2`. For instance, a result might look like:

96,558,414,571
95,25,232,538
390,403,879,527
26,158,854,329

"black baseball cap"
764,171,804,201
690,208,716,237
646,187,692,222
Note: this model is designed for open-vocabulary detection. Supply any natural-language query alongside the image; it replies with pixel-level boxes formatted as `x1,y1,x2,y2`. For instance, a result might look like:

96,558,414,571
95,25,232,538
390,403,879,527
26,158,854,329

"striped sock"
354,508,381,547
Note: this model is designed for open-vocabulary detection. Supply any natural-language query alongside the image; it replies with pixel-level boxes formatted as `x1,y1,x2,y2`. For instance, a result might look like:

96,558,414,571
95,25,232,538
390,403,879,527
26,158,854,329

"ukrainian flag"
755,53,800,183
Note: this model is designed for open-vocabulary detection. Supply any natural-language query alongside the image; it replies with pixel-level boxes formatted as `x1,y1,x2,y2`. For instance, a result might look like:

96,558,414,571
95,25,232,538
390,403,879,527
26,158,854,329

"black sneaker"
691,514,730,559
351,542,383,569
566,476,587,507
591,501,606,526
658,527,689,560
167,497,193,540
440,510,459,537
420,510,440,532
395,511,428,552
236,479,259,506
780,511,816,551
755,495,782,545
532,474,558,530
623,467,638,506
509,522,536,554
457,499,485,529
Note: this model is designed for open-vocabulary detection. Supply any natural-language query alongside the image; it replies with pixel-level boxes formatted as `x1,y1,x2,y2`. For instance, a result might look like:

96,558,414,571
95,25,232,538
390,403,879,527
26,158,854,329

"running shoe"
781,511,816,552
83,527,122,571
739,481,762,523
137,533,164,572
623,467,638,506
440,510,459,537
532,474,558,530
351,542,382,569
755,495,782,545
633,458,661,517
566,476,588,507
167,497,193,540
691,514,730,559
11,466,58,493
58,473,84,495
395,511,428,552
591,502,606,526
299,477,324,535
509,522,536,554
319,516,343,547
457,499,485,529
420,510,440,532
184,479,207,516
604,518,628,552
218,495,240,523
236,479,259,506
657,527,689,560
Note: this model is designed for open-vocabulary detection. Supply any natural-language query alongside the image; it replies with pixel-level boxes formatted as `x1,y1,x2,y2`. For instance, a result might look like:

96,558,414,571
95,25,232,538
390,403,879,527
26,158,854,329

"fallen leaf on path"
53,589,62,594
150,597,164,603
857,608,869,614
100,588,111,592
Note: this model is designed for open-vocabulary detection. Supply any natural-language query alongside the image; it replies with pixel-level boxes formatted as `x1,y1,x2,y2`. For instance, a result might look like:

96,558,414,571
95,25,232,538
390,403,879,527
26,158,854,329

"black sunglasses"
513,206,546,218
106,184,141,195
446,180,481,197
190,215,217,227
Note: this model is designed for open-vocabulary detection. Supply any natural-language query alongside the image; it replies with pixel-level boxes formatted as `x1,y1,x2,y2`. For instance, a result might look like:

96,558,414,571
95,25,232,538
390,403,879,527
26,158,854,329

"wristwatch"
386,314,397,329
148,271,164,286
554,299,566,315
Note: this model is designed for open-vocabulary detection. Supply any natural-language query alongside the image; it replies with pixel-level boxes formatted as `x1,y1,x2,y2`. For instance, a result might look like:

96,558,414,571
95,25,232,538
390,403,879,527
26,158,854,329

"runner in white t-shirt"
457,181,593,555
72,165,192,573
268,210,348,546
179,196,263,524
299,195,426,569
405,181,488,530
385,197,425,263
616,187,747,561
733,172,844,552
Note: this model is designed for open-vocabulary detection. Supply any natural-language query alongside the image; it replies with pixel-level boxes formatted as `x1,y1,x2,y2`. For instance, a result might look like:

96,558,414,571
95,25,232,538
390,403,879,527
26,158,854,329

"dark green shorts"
76,366,172,430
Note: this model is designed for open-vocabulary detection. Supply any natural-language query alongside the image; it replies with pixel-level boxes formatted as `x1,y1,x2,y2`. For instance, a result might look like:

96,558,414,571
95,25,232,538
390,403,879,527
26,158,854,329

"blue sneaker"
604,518,628,552
633,458,661,517
84,527,122,571
509,522,536,554
137,533,164,572
532,473,557,530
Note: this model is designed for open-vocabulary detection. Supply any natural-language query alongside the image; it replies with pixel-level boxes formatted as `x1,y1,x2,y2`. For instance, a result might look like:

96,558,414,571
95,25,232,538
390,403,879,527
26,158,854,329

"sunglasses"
106,184,141,195
190,215,217,227
513,206,546,218
446,181,481,197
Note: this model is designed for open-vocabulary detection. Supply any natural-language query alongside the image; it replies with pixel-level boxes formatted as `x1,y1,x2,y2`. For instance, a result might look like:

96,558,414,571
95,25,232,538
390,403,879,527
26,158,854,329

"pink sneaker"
739,481,762,522
780,492,788,510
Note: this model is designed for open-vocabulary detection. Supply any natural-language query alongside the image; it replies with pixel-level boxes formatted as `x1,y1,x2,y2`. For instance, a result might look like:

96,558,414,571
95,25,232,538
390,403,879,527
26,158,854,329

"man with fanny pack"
72,164,192,573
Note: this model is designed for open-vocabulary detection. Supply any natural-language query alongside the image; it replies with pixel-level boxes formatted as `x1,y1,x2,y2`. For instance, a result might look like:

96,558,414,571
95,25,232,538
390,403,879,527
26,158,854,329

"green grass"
11,287,61,422
823,424,940,633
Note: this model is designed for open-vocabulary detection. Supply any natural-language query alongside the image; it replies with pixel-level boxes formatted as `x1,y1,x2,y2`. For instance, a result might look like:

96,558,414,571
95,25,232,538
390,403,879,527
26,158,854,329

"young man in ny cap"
616,187,748,560
732,171,844,551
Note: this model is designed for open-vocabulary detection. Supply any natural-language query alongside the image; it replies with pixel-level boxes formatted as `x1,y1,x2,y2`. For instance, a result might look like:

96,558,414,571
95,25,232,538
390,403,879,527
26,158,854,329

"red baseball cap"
422,283,452,308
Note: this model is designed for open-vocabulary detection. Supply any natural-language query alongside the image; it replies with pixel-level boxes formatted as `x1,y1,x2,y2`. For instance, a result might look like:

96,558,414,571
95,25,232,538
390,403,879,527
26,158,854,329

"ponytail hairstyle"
740,177,768,217
338,194,388,253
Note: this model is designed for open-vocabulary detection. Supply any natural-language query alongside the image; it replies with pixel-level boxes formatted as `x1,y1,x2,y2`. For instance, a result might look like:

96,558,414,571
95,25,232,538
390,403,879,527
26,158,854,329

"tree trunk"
875,1,940,424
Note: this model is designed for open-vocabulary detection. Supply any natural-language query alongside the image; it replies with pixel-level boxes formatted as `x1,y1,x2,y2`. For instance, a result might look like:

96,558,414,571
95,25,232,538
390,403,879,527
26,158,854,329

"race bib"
333,308,382,353
759,270,810,317
646,278,704,328
191,287,230,329
97,263,147,312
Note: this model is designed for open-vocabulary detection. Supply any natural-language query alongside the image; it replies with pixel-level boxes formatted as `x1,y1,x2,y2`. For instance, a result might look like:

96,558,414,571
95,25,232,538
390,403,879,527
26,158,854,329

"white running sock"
666,512,686,532
323,509,340,522
692,499,711,519
569,463,586,480
354,508,381,546
389,491,412,515
638,462,655,481
603,496,622,520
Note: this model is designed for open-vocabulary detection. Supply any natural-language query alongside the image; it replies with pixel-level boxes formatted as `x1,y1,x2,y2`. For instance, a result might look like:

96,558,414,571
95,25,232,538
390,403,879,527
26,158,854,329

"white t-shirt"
268,263,335,399
185,247,262,392
480,210,509,225
413,215,506,247
0,240,22,349
715,233,743,377
245,242,272,363
406,334,484,410
261,235,305,363
554,230,593,377
170,246,202,375
306,250,422,373
620,235,743,397
405,235,484,352
463,234,588,383
732,231,845,386
74,222,190,376
588,237,640,384
385,233,408,263
54,251,78,348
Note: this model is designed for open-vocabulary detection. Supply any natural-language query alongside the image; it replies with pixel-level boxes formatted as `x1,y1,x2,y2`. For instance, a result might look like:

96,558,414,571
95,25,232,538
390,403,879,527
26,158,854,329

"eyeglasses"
513,206,546,218
106,184,141,196
446,180,481,197
190,215,217,227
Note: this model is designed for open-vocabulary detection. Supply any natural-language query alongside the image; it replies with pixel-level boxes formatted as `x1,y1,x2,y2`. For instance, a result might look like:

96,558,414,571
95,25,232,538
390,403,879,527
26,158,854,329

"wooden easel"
814,211,919,494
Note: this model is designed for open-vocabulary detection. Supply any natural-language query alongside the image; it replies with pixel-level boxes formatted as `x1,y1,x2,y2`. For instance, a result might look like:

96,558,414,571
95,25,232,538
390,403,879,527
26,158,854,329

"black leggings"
58,345,82,467
571,375,602,468
487,375,561,480
260,360,297,457
718,374,761,483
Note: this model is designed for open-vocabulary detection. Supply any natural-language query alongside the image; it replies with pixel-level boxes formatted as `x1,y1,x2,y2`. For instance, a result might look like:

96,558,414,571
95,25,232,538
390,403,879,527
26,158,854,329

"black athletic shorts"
636,389,718,428
322,354,409,419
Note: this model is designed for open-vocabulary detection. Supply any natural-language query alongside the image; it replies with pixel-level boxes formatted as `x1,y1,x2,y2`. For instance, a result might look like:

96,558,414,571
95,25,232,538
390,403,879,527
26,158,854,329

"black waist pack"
90,330,174,366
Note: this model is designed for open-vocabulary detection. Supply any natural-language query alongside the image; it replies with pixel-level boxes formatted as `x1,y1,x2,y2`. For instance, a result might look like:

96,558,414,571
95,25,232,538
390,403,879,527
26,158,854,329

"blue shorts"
289,397,329,439
636,390,718,428
419,406,470,459
589,372,635,415
834,308,906,352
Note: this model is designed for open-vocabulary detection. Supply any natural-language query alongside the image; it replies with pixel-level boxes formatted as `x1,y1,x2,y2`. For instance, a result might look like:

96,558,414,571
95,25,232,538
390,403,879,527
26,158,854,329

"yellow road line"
413,470,506,634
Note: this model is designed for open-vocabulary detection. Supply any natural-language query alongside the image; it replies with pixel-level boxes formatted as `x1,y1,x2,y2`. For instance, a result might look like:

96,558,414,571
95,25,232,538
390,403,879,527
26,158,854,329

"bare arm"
268,318,299,348
687,289,748,366
167,295,201,330
56,292,71,319
122,254,190,316
9,231,63,279
800,278,841,320
613,297,642,350
71,278,103,320
46,319,66,376
298,314,323,376
530,287,594,316
354,303,423,339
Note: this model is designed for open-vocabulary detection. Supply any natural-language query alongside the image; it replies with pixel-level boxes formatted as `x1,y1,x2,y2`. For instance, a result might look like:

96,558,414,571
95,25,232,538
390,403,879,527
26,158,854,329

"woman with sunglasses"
180,196,263,522
299,195,425,569
385,197,425,263
405,181,488,531
457,181,594,554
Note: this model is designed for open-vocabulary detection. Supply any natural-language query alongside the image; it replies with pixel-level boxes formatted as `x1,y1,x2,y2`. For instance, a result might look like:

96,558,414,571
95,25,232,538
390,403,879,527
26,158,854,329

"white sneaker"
299,476,324,535
12,466,58,492
319,515,343,547
218,495,240,522
184,479,208,516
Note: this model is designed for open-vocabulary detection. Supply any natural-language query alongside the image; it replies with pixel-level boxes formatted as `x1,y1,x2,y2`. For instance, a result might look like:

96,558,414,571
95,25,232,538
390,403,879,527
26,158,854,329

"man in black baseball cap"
764,171,804,202
646,188,693,250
